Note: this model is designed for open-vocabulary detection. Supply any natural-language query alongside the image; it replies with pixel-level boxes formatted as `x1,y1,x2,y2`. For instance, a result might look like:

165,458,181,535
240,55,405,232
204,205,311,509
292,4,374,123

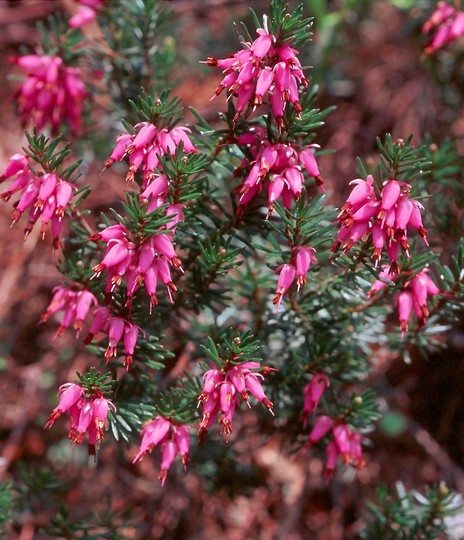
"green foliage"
14,463,63,515
23,130,81,181
268,0,314,49
288,87,336,140
114,192,172,238
98,0,175,112
422,137,464,239
45,500,138,539
360,483,463,539
36,14,86,63
76,368,114,398
128,89,184,130
0,482,13,536
199,331,263,370
376,133,431,184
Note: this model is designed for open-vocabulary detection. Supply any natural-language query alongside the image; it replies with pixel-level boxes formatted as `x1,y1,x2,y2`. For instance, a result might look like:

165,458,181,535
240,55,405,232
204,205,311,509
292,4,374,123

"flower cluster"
205,28,308,127
104,121,197,184
198,362,274,440
273,246,317,309
12,54,87,134
69,0,105,28
82,308,140,370
302,372,330,427
0,153,75,247
333,175,428,273
368,268,440,335
236,135,324,212
40,285,97,337
41,290,141,369
423,1,464,54
308,416,364,478
132,416,190,486
45,383,115,457
90,224,181,310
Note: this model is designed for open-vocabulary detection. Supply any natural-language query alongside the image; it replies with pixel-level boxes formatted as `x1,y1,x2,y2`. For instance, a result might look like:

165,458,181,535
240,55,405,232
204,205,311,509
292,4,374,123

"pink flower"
273,264,296,310
423,2,464,54
74,291,99,335
308,415,334,445
40,286,97,338
173,425,190,469
197,361,274,441
123,323,139,370
307,417,365,478
366,266,394,298
90,224,181,307
159,440,177,487
397,291,414,335
132,416,172,463
1,153,76,247
12,54,87,134
205,27,307,126
69,6,97,27
69,0,105,27
302,373,330,426
132,417,191,486
395,269,441,334
68,396,116,456
293,246,317,290
299,146,325,190
45,382,115,457
323,440,340,479
237,141,324,214
44,383,84,429
104,121,196,185
0,153,29,183
84,306,110,344
333,175,428,273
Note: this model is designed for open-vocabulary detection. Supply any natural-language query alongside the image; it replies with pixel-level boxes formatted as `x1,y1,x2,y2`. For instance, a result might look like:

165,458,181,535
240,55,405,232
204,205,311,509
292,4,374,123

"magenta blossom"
273,245,317,309
69,0,105,28
0,153,76,248
45,383,115,457
83,308,141,371
302,373,331,427
397,269,441,335
104,121,197,185
333,176,428,273
273,264,296,310
132,416,191,486
307,416,365,478
40,285,97,338
366,266,394,298
198,361,275,441
12,54,87,134
90,224,182,309
44,383,85,429
103,316,141,370
367,268,441,335
423,2,464,54
237,140,324,213
204,27,308,127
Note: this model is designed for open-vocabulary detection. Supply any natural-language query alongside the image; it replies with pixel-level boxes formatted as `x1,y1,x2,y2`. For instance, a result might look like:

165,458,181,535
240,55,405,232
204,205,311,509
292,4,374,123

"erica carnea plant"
1,0,464,537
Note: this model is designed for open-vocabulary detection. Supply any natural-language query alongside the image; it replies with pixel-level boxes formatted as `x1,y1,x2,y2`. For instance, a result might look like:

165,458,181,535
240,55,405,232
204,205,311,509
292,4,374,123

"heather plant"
1,0,464,537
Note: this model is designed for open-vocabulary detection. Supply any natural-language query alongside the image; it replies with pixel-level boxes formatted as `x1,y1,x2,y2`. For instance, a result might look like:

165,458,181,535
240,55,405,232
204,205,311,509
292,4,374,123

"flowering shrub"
1,0,464,537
